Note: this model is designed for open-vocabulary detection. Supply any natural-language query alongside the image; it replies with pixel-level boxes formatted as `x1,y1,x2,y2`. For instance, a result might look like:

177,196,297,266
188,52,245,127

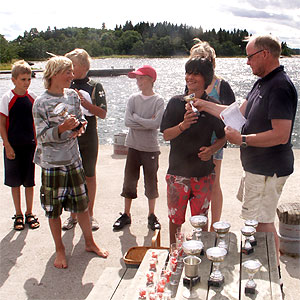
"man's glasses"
246,49,265,60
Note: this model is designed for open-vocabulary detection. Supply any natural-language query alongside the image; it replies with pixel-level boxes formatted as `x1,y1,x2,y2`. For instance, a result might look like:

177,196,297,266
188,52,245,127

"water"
1,57,299,148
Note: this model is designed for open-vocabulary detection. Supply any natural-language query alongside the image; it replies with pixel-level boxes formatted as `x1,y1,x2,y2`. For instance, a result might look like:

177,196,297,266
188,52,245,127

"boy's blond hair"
11,60,32,79
43,56,73,89
190,38,216,68
65,48,91,69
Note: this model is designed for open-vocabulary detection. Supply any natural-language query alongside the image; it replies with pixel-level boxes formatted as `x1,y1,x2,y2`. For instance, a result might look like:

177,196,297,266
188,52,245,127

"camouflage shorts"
40,161,89,218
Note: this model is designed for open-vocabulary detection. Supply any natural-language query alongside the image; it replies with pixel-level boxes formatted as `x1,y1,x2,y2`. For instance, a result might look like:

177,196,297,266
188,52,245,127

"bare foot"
86,243,109,258
54,249,68,269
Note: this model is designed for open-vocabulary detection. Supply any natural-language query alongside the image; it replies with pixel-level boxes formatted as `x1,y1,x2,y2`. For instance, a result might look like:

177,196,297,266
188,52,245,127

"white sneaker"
90,216,99,231
62,217,77,230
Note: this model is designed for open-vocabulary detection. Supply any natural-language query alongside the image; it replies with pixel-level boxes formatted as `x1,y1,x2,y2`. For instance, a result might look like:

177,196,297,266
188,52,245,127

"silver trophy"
189,215,207,254
183,255,201,299
242,260,262,294
182,240,204,257
241,226,256,255
53,103,83,131
244,220,258,246
206,247,227,287
213,221,231,251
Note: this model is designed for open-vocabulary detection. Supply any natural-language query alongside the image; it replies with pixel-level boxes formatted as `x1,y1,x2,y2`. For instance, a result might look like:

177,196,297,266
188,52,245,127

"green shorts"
40,161,89,218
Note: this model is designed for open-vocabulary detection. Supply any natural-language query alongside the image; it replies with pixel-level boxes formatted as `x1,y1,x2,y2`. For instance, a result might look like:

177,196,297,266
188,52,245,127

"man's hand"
198,146,213,161
191,98,207,112
225,126,242,145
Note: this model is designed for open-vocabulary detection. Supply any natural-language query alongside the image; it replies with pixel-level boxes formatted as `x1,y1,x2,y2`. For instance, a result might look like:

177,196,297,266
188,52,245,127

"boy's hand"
59,115,81,134
180,109,198,130
71,120,87,138
5,144,15,160
198,146,213,161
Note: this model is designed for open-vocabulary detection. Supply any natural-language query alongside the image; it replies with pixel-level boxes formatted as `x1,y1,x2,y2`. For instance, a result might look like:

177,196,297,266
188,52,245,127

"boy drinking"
32,56,108,268
0,60,40,231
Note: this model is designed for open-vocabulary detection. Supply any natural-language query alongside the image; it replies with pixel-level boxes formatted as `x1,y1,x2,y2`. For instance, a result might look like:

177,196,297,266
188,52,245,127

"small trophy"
213,221,231,251
242,260,262,294
184,93,199,115
53,103,83,131
182,240,204,257
241,226,256,255
189,215,207,255
244,220,258,246
182,255,201,299
206,247,227,287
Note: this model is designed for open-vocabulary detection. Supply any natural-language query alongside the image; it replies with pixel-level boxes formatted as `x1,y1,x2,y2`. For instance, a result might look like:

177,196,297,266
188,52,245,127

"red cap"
128,65,157,82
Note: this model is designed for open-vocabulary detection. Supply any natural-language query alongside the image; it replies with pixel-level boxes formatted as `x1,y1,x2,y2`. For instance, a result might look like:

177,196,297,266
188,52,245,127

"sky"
1,0,300,48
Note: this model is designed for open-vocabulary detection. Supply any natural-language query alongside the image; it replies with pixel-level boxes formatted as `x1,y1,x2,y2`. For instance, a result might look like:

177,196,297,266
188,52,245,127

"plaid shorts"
166,173,215,225
40,161,89,218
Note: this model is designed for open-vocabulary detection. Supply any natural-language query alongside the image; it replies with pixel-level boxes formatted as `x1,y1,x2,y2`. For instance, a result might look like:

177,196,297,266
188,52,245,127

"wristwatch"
241,135,248,148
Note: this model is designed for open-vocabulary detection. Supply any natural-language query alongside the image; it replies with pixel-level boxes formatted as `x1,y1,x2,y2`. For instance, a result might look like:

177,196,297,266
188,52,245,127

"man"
160,57,226,244
192,34,298,268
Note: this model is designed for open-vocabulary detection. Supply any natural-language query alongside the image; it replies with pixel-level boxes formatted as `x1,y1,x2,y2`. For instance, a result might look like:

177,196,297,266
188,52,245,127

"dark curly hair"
185,57,214,89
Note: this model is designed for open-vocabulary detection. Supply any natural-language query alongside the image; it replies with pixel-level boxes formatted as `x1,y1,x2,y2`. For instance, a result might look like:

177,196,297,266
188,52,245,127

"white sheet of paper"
219,102,246,132
78,89,93,116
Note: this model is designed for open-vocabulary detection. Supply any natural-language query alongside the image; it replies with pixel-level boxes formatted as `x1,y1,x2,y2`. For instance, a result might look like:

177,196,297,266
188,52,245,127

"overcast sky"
1,0,300,48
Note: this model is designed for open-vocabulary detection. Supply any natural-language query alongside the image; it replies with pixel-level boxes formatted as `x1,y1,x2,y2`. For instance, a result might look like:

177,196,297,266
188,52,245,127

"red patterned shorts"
166,173,215,225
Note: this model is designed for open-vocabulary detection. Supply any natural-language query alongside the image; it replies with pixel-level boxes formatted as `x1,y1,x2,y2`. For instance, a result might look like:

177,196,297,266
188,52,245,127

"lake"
0,57,299,148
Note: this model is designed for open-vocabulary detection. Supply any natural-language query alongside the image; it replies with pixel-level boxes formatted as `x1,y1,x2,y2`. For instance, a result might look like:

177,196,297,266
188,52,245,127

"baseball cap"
128,65,157,82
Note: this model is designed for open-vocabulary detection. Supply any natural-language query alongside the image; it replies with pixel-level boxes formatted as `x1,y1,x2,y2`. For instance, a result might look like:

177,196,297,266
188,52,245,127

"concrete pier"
0,146,299,300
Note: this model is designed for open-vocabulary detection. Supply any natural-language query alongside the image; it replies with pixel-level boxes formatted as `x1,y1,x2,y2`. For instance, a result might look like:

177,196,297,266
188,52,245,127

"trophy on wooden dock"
244,220,258,246
241,226,256,255
189,215,207,254
206,247,227,287
53,103,83,131
213,221,231,251
242,260,262,294
182,255,201,299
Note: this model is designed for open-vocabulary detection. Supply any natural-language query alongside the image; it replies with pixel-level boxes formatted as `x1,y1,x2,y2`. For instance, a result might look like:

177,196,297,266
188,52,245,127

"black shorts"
78,116,98,177
4,144,36,187
121,148,160,200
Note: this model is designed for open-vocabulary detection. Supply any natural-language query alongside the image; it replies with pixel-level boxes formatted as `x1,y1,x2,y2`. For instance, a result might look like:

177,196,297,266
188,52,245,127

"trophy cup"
189,215,207,255
244,220,258,246
206,247,227,287
182,255,201,299
213,221,231,251
182,240,204,257
242,260,262,294
241,226,256,255
53,103,83,131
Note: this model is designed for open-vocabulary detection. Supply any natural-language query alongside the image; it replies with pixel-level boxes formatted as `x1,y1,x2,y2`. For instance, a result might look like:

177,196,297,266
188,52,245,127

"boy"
32,56,108,268
0,60,40,231
62,48,107,231
113,65,164,231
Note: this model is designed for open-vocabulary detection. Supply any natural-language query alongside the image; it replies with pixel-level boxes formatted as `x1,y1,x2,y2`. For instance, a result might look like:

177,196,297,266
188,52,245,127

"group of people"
0,34,297,275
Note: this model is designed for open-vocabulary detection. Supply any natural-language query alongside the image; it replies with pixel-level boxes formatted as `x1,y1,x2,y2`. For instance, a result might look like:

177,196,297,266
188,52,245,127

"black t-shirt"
241,66,298,177
160,93,225,178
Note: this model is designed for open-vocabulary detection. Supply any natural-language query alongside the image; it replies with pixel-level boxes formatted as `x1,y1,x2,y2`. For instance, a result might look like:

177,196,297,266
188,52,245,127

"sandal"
25,213,40,229
12,214,24,231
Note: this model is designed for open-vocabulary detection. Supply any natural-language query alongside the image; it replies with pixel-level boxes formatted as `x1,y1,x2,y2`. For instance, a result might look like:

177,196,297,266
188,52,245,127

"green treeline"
0,21,295,63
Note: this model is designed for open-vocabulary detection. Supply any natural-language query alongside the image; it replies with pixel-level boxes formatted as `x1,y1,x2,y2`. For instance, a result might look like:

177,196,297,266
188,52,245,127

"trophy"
241,226,256,255
206,247,227,287
244,220,258,246
182,240,204,258
189,215,207,254
213,221,231,251
182,255,201,299
242,260,262,294
53,103,83,131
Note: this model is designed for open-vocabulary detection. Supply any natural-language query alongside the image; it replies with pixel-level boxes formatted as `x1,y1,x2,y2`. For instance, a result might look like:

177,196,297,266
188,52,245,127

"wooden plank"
124,249,169,300
207,231,241,300
266,233,283,300
241,232,273,300
111,268,137,300
85,267,126,300
175,232,216,300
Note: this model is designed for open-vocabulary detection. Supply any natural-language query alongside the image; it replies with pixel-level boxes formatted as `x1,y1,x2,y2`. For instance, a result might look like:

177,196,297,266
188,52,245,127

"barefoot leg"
49,217,68,268
77,210,109,258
